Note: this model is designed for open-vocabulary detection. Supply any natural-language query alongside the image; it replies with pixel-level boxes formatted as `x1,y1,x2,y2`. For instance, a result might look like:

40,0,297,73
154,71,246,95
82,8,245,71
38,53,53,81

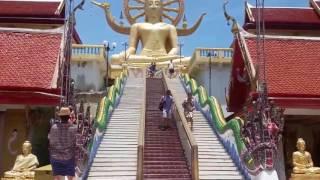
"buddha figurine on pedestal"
4,141,39,179
92,0,205,65
291,138,320,180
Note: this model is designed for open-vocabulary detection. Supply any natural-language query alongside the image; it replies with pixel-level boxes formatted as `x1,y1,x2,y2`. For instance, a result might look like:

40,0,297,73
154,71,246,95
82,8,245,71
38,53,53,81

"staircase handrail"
82,69,128,179
162,72,199,180
137,68,146,180
180,73,255,177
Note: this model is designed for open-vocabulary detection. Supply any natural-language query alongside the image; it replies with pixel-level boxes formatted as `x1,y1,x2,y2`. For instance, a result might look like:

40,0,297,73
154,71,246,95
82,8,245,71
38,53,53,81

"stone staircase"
144,78,192,180
87,77,144,180
166,77,243,180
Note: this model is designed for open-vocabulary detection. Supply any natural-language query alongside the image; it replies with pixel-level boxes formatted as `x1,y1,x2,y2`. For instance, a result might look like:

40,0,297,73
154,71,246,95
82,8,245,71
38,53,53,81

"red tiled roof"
244,7,320,30
250,8,320,24
228,34,320,112
0,1,63,17
0,31,62,91
246,36,320,98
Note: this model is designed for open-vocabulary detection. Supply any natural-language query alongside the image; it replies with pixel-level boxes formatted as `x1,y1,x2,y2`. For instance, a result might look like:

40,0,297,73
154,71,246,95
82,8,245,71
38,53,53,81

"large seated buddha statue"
92,0,205,65
291,138,320,180
3,141,39,179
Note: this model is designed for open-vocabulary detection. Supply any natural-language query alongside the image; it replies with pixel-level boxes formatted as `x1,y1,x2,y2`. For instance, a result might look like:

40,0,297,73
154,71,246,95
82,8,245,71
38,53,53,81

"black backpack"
159,97,164,111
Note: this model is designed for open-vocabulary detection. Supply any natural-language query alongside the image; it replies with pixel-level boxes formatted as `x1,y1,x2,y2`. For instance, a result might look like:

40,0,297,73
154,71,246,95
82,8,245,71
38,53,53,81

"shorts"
169,69,174,74
184,111,193,121
162,110,172,119
51,158,75,176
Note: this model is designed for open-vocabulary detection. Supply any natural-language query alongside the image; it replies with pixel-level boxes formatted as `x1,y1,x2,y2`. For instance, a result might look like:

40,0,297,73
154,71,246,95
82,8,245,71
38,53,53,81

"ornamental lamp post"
178,42,184,65
207,51,213,97
103,40,116,89
122,42,128,62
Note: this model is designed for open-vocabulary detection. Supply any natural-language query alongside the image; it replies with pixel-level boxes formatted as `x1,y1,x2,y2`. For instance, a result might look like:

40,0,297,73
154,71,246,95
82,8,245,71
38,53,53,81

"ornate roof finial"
223,0,240,34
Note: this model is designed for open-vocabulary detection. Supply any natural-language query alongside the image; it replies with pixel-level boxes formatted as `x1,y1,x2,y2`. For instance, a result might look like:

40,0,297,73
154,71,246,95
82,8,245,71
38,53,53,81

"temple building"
0,0,80,176
227,0,320,179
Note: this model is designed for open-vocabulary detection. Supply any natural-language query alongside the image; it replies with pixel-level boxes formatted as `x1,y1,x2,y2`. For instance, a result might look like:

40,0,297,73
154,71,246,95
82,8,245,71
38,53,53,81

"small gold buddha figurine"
4,141,39,179
292,138,320,174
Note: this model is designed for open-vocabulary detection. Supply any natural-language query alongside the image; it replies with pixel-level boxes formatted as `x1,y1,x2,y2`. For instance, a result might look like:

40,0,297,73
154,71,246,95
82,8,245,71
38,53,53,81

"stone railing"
72,44,105,61
188,48,233,73
198,48,233,58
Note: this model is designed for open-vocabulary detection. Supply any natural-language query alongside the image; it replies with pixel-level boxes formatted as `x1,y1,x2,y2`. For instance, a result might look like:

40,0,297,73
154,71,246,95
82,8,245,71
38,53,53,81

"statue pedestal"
290,173,320,180
2,178,34,180
34,164,52,180
2,171,35,180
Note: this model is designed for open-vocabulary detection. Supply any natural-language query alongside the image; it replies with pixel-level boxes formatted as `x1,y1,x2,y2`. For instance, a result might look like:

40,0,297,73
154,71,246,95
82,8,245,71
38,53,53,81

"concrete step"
88,176,136,180
88,171,136,176
91,161,136,167
95,154,137,158
88,77,143,179
90,166,137,172
199,175,243,180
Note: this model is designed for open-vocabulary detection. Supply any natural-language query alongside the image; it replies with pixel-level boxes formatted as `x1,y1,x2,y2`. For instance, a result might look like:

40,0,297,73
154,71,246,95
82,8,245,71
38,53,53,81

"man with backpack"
159,90,174,130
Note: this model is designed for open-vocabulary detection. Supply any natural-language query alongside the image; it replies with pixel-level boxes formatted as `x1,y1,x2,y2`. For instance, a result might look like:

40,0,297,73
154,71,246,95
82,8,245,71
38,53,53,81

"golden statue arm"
177,13,206,36
293,161,308,169
91,0,130,35
307,153,314,167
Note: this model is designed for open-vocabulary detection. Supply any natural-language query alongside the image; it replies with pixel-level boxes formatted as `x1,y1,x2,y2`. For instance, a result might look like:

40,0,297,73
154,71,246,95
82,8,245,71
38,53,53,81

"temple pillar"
275,135,287,180
0,111,5,176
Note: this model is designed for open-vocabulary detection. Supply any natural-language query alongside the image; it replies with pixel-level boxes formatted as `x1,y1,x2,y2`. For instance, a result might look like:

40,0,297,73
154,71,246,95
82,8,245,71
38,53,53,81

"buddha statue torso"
137,22,172,57
12,154,38,172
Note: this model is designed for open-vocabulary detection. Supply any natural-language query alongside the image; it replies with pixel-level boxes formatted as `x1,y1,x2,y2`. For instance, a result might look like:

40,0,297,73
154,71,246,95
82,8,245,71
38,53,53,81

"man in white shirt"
168,60,175,79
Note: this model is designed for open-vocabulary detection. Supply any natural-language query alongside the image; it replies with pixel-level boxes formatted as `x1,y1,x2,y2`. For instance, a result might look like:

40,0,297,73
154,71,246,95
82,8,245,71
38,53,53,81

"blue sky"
76,0,307,56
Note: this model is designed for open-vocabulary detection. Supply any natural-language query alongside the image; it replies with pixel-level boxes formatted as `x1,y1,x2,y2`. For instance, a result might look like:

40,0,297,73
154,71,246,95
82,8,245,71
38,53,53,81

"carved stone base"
1,178,34,180
290,173,320,180
2,171,34,180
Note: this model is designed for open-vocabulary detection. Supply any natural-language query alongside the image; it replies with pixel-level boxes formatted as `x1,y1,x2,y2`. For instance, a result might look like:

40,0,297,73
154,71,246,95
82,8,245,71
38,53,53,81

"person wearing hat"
48,107,77,180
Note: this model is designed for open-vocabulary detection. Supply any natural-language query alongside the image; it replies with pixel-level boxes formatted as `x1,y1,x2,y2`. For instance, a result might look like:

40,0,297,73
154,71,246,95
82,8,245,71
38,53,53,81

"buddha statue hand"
111,51,130,64
91,0,110,10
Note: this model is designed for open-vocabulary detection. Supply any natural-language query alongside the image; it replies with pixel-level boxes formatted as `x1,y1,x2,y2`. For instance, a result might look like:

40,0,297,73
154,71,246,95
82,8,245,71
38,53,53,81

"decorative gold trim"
245,1,255,22
310,0,320,17
223,0,240,34
92,0,130,35
124,0,184,26
55,0,65,15
236,31,258,90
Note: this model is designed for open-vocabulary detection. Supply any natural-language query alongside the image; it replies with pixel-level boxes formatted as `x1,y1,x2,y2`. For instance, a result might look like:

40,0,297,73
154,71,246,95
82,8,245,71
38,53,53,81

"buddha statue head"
22,141,32,156
145,0,163,23
297,138,306,152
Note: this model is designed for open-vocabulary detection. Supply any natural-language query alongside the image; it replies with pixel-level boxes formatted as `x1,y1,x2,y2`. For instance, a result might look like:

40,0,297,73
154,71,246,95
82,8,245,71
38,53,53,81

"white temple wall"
190,64,232,117
71,61,106,92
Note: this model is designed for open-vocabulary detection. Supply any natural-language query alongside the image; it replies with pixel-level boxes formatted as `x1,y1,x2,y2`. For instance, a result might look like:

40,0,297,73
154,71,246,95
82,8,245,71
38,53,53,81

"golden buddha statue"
291,138,320,180
3,141,39,179
92,0,205,65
